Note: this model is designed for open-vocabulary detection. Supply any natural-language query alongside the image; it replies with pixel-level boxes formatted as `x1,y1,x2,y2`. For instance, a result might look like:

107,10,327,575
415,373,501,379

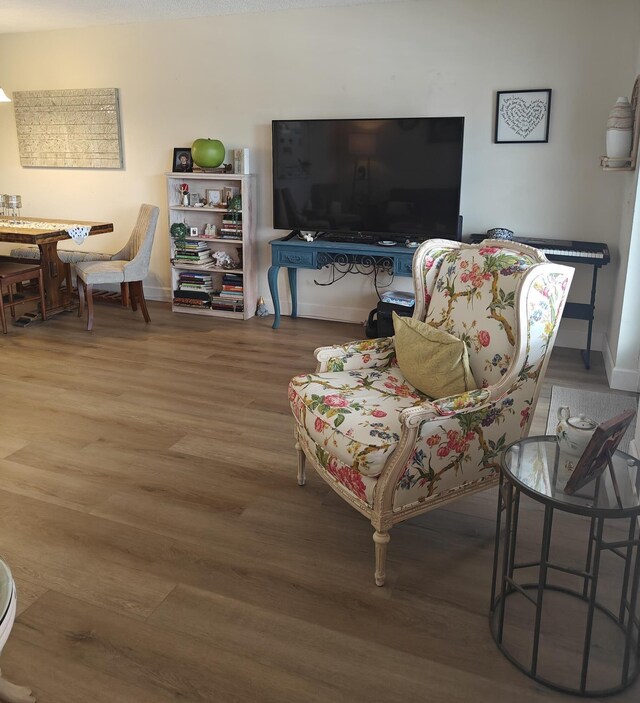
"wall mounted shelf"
601,74,639,171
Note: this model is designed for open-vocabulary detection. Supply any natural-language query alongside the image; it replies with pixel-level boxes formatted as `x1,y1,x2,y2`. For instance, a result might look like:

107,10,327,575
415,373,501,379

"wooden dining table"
0,216,113,316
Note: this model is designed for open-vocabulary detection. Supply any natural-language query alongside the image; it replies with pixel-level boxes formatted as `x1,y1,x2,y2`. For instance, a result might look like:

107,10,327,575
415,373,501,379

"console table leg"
267,265,281,329
287,267,298,319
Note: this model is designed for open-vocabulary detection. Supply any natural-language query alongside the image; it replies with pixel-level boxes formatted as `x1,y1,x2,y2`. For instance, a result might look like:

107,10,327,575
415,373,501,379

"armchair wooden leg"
373,530,391,587
0,669,36,702
295,439,306,486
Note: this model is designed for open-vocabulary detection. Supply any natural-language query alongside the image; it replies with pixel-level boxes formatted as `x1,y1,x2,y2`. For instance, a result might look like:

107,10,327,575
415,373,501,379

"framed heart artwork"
495,89,552,143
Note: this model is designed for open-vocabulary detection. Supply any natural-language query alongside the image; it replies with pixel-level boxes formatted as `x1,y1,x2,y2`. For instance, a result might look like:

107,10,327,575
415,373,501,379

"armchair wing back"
289,239,573,586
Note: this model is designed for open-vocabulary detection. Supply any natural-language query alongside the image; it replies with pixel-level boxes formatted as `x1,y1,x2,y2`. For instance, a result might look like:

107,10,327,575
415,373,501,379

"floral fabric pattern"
316,337,396,373
425,246,538,387
289,366,428,478
297,430,377,506
290,239,572,530
393,263,571,510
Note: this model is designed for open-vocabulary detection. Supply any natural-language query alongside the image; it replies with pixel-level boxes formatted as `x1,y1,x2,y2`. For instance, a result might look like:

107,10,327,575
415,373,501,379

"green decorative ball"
191,138,225,168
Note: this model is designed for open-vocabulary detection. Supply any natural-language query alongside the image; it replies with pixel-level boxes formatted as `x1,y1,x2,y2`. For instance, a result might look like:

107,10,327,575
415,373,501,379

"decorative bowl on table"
487,227,514,240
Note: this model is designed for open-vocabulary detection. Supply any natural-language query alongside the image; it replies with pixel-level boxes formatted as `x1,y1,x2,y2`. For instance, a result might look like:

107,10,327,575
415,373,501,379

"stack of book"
173,289,211,309
173,239,213,267
177,271,214,294
211,272,244,312
220,213,242,239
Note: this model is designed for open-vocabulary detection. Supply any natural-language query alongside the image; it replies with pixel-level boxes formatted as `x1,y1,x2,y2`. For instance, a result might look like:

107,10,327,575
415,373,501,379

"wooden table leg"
37,242,73,315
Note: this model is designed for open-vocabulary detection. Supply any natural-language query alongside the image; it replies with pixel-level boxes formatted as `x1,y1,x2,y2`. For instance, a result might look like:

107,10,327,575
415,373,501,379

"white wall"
0,0,639,346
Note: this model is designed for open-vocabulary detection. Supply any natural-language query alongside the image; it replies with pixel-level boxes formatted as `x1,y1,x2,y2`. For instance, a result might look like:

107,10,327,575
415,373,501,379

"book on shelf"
175,248,211,257
174,300,211,309
178,243,210,252
175,255,213,263
192,166,227,174
179,271,212,280
175,246,211,254
171,259,216,269
180,284,214,292
210,300,244,312
173,288,212,308
173,289,210,300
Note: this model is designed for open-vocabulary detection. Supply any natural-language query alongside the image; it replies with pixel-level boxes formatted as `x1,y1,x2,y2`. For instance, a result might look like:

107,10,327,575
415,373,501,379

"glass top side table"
490,436,640,697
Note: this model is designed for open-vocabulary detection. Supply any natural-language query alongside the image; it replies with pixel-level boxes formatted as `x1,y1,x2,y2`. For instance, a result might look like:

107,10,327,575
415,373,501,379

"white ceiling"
0,0,403,34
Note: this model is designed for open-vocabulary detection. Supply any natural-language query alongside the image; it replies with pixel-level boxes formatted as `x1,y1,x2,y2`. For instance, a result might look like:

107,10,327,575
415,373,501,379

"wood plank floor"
0,301,638,702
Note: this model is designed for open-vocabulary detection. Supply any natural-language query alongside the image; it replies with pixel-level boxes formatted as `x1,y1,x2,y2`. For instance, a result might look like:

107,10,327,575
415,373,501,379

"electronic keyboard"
469,234,610,266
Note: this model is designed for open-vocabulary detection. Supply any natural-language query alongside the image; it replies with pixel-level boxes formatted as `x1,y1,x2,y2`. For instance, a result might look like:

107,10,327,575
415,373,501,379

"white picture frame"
206,189,223,207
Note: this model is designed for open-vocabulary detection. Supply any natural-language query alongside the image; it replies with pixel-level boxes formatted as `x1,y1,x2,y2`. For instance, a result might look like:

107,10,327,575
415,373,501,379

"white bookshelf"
166,172,256,320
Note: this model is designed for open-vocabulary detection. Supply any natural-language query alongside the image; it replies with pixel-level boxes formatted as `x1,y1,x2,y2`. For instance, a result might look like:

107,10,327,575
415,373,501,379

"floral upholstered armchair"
288,239,573,585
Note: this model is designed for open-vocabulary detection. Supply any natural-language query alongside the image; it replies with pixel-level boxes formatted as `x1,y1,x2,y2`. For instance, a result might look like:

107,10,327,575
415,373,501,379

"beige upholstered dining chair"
289,239,573,586
76,203,159,330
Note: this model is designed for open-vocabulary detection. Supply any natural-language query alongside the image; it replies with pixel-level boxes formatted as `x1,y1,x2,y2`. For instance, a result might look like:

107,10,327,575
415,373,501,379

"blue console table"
268,236,416,329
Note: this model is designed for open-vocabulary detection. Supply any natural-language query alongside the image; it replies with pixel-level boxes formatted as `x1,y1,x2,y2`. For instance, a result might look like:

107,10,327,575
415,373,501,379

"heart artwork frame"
495,89,551,143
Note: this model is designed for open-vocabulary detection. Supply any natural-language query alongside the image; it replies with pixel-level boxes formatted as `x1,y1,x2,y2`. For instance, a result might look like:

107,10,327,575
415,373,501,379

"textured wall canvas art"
13,88,123,168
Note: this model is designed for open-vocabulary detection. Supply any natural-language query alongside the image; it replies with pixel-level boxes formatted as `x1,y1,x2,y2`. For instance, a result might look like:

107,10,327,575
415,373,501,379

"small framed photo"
206,189,223,207
188,193,201,207
189,227,199,237
495,89,552,144
172,148,193,172
222,186,240,206
564,409,636,495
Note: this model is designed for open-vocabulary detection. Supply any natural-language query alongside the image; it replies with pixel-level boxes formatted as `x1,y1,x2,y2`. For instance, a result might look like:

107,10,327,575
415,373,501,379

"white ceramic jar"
606,97,633,166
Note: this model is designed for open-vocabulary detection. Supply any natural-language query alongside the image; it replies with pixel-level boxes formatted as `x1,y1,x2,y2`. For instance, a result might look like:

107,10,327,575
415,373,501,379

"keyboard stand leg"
580,265,599,370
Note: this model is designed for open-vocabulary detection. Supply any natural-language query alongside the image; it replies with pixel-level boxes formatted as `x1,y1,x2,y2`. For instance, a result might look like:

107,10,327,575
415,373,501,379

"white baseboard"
554,328,603,353
272,304,618,350
146,285,171,302
603,335,640,392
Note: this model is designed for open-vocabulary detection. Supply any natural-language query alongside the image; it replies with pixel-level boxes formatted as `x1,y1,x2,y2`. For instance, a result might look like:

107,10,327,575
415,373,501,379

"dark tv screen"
272,117,464,241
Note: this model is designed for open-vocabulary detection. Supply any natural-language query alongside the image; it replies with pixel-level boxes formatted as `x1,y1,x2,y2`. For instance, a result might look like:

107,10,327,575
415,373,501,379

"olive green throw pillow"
392,312,476,399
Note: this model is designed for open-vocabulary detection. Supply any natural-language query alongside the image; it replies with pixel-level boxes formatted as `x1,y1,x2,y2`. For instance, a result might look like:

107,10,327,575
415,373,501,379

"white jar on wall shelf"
606,96,633,166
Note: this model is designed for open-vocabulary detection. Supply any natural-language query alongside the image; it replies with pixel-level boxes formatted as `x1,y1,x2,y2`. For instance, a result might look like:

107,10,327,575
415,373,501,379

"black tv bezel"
271,116,465,242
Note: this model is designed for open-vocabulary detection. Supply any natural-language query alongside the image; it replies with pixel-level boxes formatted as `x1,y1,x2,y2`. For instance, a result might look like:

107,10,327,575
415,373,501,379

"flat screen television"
272,117,464,243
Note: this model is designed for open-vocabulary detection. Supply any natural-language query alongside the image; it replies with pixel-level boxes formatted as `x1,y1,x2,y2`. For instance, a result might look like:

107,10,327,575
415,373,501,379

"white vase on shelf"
606,96,633,166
